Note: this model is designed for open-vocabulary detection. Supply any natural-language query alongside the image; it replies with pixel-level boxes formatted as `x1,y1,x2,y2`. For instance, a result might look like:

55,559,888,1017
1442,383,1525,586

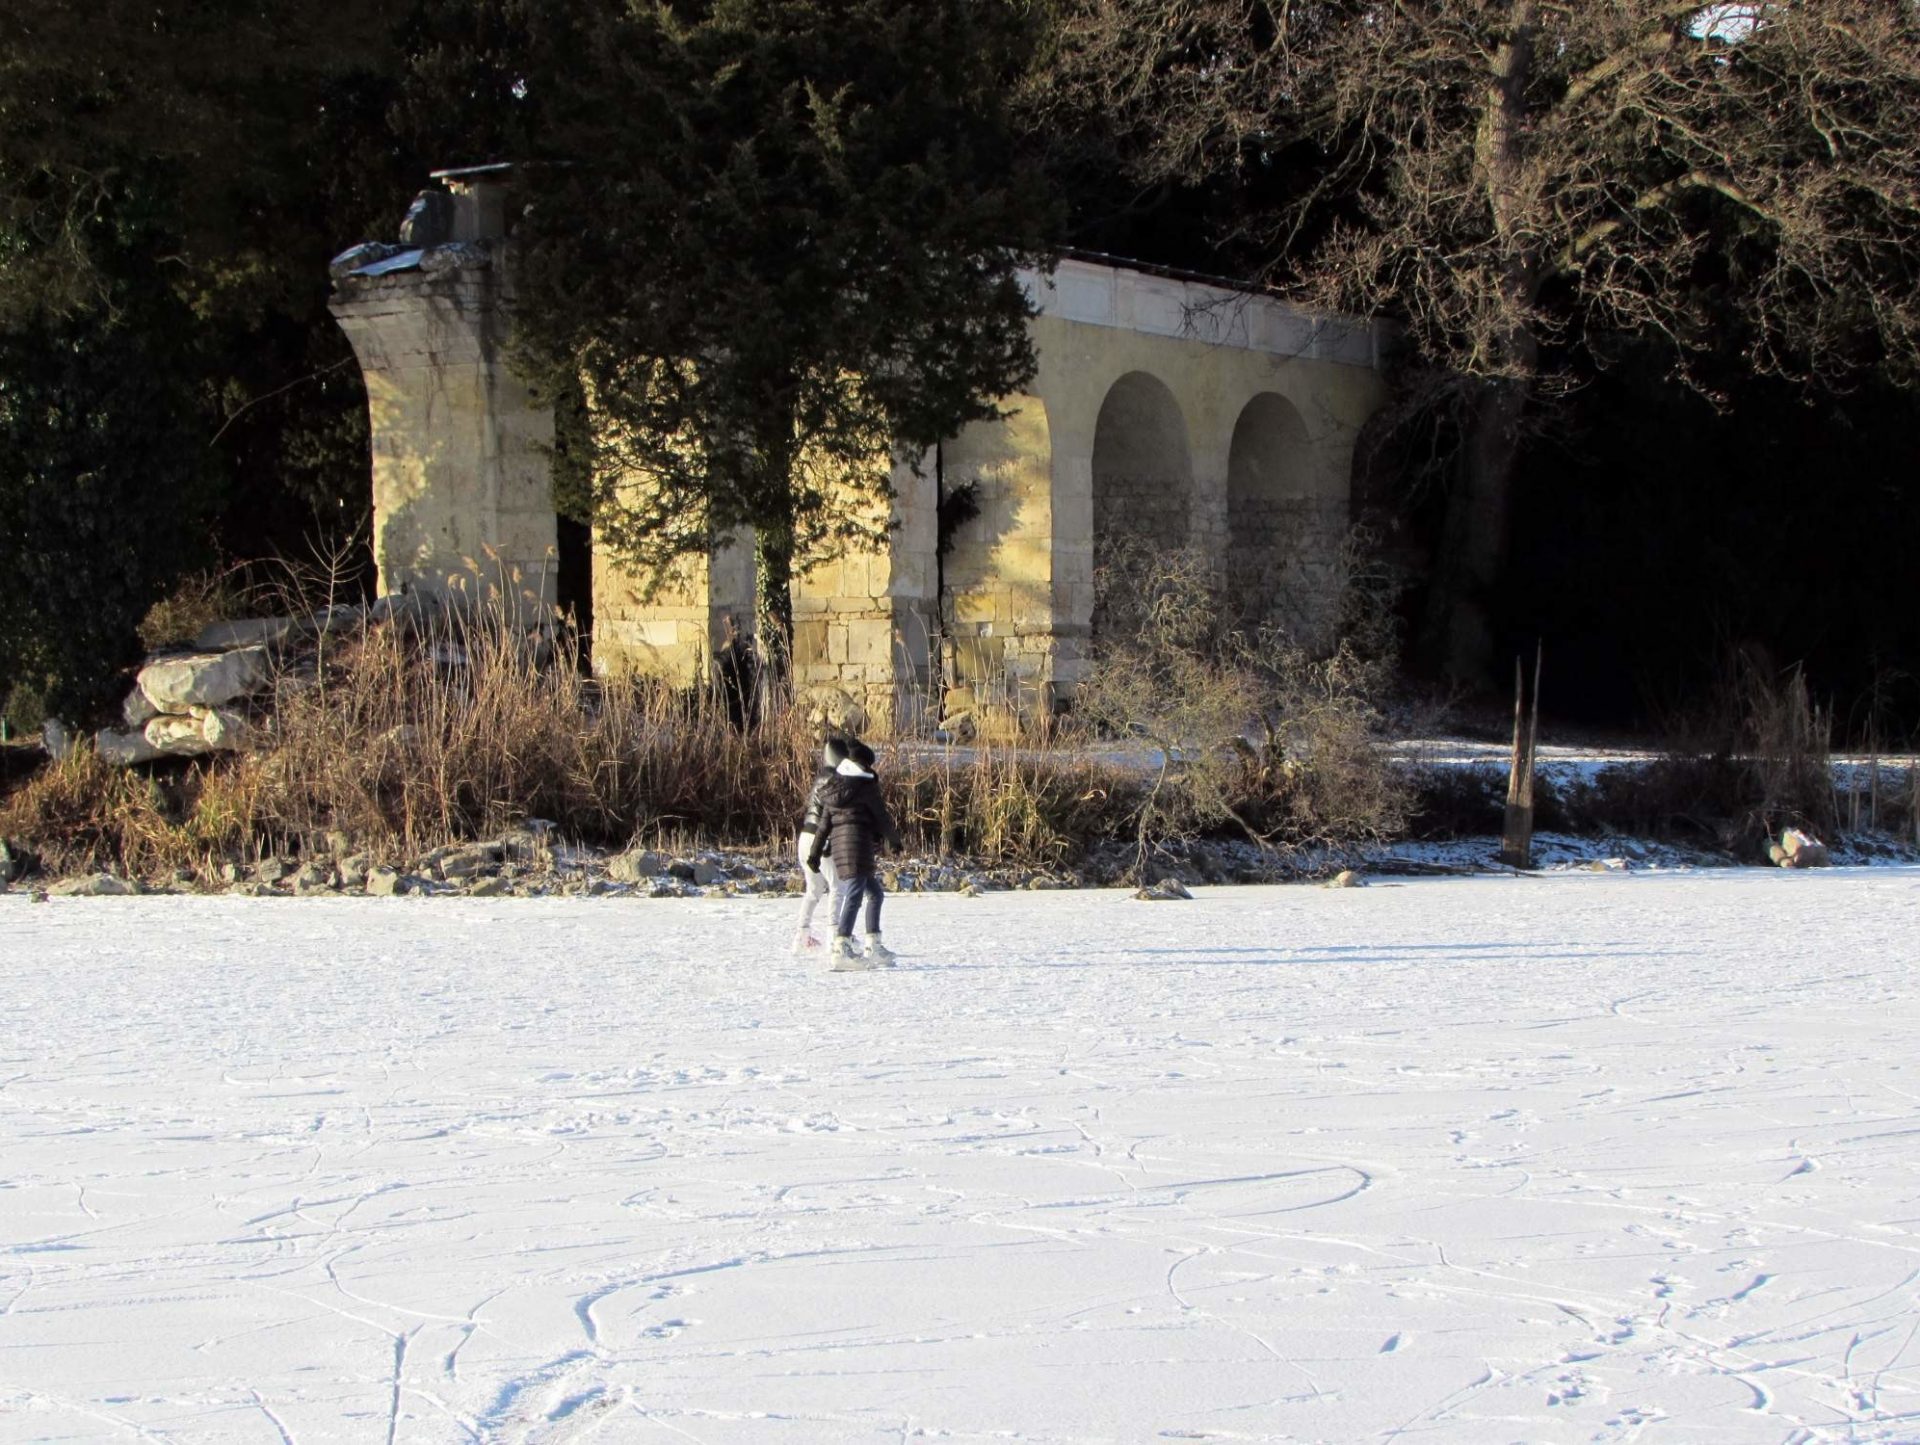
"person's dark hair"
849,740,877,769
822,735,852,768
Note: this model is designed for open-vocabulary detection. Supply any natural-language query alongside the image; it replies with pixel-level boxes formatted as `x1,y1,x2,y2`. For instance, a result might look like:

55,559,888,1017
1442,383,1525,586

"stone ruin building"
329,166,1391,734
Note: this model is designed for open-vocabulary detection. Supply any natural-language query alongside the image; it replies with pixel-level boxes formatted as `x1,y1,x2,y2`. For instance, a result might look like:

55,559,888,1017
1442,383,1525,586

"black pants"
833,871,884,937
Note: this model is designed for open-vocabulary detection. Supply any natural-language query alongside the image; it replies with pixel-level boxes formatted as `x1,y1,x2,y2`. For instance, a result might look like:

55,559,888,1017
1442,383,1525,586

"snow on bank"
3,873,1918,1444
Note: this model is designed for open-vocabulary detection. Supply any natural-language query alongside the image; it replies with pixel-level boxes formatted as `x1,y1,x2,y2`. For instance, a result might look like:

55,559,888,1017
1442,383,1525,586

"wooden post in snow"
1499,643,1542,869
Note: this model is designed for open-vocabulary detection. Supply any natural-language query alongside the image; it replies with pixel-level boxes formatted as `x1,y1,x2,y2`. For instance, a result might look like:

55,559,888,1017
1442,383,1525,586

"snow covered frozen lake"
3,870,1918,1443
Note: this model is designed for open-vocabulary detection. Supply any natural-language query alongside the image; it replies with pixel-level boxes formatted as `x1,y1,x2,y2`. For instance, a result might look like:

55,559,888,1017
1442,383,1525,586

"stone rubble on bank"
73,595,451,769
1133,877,1194,901
0,821,1745,902
2,830,1358,903
17,812,1909,902
46,873,139,898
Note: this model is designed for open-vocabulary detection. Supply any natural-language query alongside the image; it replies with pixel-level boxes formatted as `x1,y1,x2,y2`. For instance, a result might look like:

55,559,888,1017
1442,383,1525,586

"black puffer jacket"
807,766,900,876
797,766,836,836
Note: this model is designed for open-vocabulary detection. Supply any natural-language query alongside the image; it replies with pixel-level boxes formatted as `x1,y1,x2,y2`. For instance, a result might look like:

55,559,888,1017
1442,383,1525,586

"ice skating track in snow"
2,870,1918,1443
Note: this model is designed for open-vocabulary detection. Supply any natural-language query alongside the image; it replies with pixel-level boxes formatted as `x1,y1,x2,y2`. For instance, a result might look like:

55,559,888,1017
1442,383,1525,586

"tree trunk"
1419,370,1533,683
755,518,794,672
752,414,799,686
1420,2,1542,686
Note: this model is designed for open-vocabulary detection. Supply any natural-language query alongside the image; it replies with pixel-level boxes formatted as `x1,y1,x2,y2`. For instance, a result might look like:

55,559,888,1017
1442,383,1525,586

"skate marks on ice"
0,873,1918,1440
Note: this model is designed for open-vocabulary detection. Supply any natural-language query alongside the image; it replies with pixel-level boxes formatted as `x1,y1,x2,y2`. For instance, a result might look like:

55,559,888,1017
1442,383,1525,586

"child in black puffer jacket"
805,740,902,970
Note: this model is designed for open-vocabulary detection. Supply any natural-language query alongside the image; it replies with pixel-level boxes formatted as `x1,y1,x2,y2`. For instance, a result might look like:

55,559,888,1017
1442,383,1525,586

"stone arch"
1090,370,1192,641
1226,391,1313,625
1092,371,1191,547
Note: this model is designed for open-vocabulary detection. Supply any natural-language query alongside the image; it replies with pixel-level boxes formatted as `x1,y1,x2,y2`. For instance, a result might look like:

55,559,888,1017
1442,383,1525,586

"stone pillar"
330,183,557,614
1283,432,1359,650
1039,418,1095,706
939,396,1060,729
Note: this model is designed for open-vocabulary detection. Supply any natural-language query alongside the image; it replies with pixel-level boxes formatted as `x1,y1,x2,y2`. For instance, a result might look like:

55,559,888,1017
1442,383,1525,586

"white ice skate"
863,935,899,967
791,928,824,958
829,937,877,972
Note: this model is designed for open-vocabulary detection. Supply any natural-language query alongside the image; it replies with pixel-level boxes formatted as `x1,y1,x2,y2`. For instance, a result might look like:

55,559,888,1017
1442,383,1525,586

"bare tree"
1041,1,1920,680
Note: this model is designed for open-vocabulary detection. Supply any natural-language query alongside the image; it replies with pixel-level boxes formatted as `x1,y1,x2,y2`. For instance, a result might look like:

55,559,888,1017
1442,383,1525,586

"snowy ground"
3,872,1918,1444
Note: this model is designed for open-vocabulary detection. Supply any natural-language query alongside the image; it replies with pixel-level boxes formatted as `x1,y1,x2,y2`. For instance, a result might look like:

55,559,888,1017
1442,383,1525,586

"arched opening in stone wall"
1090,370,1191,642
1226,391,1312,627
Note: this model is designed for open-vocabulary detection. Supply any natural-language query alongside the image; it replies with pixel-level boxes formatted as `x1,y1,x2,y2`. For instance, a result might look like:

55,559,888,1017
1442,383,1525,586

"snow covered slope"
3,872,1917,1442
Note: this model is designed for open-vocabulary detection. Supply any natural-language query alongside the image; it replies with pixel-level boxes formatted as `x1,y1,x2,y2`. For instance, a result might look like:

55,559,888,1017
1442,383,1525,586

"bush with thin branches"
1072,535,1409,877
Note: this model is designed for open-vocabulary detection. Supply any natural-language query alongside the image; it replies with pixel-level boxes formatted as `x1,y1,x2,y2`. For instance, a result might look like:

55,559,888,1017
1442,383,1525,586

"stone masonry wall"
593,531,755,689
332,230,1389,730
938,395,1058,728
790,455,938,734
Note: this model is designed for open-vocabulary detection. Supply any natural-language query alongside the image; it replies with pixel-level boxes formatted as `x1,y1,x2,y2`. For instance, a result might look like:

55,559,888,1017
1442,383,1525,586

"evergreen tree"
0,1,416,722
419,0,1059,651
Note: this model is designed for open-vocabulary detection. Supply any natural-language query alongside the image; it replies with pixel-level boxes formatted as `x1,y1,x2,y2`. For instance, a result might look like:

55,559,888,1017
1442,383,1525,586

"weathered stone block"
193,617,298,651
793,620,830,665
847,620,893,668
952,592,995,625
140,710,241,759
50,873,137,897
192,707,249,751
803,560,843,597
292,861,337,895
123,688,159,729
889,552,934,599
95,728,165,766
139,647,269,710
609,849,665,882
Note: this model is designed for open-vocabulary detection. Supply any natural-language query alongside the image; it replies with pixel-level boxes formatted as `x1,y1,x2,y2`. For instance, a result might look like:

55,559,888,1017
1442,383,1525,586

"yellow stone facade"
592,531,755,690
331,172,559,615
335,201,1390,733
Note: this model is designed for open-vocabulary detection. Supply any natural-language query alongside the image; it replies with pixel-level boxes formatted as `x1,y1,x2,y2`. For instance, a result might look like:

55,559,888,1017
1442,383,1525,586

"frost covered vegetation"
1405,653,1920,861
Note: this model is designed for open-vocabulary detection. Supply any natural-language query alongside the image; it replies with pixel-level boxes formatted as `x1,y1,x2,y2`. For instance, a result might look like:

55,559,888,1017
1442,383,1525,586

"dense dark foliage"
406,0,1059,645
0,299,216,720
1502,368,1920,739
0,2,413,724
1043,1,1920,684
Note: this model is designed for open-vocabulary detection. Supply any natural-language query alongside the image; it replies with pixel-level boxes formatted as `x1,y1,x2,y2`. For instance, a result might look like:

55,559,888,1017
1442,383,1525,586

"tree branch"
1560,169,1773,271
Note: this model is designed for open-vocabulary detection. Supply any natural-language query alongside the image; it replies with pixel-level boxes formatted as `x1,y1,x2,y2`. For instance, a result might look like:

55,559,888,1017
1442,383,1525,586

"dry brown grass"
0,587,1156,881
891,740,1139,871
1630,650,1839,858
1,565,1422,883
